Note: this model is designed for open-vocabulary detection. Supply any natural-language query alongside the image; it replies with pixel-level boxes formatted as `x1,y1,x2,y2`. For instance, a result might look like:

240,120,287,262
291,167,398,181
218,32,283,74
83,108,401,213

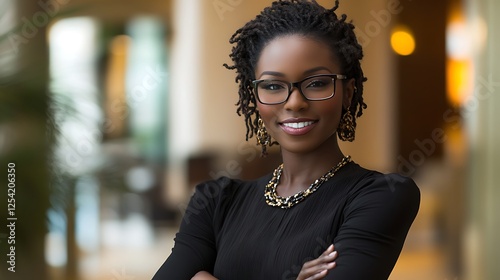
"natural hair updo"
223,0,367,142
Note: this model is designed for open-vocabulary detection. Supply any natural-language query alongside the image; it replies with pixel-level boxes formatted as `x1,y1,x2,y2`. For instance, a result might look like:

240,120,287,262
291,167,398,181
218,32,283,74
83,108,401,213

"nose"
284,86,309,111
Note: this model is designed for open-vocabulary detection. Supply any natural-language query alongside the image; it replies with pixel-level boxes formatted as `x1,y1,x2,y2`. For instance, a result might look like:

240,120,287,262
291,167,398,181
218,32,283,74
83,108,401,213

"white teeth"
283,121,314,129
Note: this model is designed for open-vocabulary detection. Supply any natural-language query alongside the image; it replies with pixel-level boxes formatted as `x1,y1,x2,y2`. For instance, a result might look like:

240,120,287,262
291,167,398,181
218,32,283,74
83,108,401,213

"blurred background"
0,0,498,279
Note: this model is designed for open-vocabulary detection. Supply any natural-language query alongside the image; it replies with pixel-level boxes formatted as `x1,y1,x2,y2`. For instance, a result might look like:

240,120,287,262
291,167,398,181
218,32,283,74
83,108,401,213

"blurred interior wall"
465,0,500,279
333,0,398,172
168,0,202,161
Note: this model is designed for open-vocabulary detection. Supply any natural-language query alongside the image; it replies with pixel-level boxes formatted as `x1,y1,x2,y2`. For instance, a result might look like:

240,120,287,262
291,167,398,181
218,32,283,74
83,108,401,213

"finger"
305,269,328,280
304,250,338,269
303,270,326,280
303,245,335,269
300,261,336,279
319,244,335,257
324,250,338,261
311,253,337,269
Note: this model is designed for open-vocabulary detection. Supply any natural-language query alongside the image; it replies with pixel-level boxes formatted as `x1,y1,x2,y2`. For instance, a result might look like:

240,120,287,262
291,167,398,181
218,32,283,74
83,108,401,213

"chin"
279,142,322,155
279,134,339,155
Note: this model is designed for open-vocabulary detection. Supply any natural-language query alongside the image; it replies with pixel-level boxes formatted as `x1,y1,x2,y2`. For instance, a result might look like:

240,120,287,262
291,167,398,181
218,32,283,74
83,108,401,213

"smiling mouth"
282,121,315,129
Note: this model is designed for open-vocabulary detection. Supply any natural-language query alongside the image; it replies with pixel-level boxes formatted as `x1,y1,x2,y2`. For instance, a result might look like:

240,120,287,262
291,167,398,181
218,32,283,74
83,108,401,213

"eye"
259,81,287,91
305,78,330,89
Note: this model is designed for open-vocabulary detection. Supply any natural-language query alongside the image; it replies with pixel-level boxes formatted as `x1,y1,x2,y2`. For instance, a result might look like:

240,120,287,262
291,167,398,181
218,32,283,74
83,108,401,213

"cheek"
256,103,276,123
320,101,343,124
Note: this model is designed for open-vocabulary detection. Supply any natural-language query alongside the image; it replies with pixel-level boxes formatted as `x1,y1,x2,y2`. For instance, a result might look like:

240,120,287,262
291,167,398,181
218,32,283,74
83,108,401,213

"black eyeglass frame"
252,74,348,105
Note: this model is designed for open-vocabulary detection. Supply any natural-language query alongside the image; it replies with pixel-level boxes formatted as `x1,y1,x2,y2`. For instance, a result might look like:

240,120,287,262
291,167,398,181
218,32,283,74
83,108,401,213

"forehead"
255,34,341,78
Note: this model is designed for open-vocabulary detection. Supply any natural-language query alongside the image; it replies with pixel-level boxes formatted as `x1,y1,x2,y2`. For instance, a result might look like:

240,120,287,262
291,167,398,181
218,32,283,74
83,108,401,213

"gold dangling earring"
256,118,272,156
337,109,356,142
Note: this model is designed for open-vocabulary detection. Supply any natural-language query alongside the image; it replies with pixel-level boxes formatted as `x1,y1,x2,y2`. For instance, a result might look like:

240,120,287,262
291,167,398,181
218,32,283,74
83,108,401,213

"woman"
153,1,420,279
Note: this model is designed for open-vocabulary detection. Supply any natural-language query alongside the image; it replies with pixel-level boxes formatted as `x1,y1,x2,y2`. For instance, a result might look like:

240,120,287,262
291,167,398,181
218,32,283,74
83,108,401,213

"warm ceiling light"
391,28,416,56
447,59,473,107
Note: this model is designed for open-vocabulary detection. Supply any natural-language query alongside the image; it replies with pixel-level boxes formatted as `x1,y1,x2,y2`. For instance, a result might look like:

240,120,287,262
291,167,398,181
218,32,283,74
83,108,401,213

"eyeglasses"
252,74,347,105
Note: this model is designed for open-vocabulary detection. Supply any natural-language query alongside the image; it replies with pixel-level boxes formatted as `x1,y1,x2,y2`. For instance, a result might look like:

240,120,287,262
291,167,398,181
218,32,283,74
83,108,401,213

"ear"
342,78,355,109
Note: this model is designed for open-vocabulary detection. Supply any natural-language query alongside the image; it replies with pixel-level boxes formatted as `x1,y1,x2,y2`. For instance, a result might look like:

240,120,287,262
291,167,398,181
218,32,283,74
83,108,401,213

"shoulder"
346,163,419,198
185,176,267,229
189,175,267,211
191,176,242,206
343,163,420,217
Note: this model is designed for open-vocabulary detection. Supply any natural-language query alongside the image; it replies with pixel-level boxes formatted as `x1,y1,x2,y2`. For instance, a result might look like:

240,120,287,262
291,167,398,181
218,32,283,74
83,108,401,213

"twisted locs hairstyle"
223,0,368,144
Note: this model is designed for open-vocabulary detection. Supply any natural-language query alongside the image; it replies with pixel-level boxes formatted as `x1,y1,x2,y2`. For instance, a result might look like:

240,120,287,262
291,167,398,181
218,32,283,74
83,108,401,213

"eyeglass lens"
256,76,336,104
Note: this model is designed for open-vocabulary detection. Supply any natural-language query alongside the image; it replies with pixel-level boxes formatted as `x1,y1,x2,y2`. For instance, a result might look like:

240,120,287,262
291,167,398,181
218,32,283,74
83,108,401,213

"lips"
279,118,317,136
282,121,314,129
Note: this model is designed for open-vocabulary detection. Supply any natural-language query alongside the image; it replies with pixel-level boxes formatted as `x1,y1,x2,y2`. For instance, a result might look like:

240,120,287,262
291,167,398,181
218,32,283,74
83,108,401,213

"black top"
153,162,420,280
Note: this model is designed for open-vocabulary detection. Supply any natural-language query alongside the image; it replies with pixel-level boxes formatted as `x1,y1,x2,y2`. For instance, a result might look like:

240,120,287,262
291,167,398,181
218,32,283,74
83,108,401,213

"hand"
191,271,218,280
296,244,337,280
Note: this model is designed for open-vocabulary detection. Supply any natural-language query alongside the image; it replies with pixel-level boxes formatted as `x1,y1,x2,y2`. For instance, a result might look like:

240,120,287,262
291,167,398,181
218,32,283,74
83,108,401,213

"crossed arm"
191,245,338,280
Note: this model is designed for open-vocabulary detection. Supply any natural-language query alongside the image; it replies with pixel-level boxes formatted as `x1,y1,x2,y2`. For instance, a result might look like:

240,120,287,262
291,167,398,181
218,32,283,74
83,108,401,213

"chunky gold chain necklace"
264,155,352,209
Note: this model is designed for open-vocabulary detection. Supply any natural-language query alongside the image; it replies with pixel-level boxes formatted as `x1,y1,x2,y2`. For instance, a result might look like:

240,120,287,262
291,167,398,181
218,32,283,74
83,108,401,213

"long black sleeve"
152,178,228,279
325,174,420,279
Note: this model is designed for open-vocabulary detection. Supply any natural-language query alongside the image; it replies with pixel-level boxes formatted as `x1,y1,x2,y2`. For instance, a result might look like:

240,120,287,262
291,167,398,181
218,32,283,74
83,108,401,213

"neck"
277,138,346,196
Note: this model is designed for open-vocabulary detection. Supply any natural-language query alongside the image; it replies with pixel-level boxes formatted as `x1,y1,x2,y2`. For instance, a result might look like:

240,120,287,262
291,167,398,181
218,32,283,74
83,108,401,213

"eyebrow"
304,66,333,75
257,66,333,79
257,71,285,79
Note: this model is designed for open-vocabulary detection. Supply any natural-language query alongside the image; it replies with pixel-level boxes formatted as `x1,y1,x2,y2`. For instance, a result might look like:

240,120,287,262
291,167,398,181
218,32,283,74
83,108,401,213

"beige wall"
169,0,400,171
465,0,500,278
197,0,268,153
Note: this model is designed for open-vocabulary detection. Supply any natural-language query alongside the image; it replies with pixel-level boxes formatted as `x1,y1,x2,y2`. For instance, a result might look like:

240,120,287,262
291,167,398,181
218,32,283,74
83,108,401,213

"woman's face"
254,34,354,155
